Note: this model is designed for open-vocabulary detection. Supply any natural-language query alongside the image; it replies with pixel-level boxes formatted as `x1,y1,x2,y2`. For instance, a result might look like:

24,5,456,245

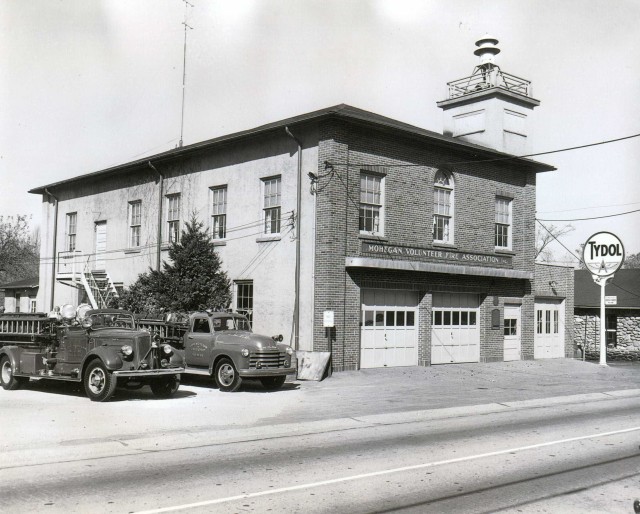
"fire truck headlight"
162,344,173,355
286,346,294,356
121,345,133,356
241,348,249,357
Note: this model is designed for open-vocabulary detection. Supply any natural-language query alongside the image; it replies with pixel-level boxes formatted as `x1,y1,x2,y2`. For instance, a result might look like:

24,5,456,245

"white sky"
2,0,639,262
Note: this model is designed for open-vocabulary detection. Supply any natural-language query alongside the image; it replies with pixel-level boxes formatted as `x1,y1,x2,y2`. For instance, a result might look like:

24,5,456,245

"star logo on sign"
598,260,608,274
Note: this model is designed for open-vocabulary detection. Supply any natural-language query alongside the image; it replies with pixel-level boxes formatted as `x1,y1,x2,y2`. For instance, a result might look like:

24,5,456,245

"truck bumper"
113,368,184,378
238,367,296,378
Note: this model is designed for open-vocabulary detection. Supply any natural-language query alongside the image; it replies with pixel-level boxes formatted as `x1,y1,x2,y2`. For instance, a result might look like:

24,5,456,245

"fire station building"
30,37,574,371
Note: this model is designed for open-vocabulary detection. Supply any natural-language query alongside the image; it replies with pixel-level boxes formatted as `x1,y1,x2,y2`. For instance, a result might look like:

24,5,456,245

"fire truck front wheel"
0,355,27,391
150,374,180,398
83,359,117,402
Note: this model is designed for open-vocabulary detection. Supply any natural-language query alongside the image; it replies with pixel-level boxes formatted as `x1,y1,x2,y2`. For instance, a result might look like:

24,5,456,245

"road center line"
134,425,640,514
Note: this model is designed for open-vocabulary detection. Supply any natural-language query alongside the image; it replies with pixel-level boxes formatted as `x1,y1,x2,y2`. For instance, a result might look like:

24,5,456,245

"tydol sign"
582,231,625,277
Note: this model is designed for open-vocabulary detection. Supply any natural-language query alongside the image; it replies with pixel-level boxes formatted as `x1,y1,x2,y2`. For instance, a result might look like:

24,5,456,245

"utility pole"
179,0,193,148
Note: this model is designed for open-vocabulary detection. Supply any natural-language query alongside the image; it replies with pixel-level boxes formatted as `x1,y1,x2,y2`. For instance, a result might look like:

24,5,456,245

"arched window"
433,170,454,243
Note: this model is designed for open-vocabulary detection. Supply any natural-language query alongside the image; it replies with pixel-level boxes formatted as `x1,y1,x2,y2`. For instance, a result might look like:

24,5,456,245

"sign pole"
595,276,611,366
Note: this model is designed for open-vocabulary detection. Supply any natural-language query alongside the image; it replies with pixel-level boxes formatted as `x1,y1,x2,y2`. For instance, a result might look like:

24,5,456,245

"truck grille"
134,335,152,366
249,350,286,369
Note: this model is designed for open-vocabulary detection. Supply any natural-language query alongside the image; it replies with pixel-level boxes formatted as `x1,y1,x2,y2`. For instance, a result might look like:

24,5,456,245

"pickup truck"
0,307,185,402
142,311,295,392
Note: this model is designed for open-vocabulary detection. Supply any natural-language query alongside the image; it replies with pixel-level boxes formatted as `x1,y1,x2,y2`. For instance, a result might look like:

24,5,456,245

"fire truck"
0,305,184,402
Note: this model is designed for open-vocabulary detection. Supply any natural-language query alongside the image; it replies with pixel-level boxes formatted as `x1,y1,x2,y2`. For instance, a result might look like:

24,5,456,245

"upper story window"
166,194,181,244
495,197,512,249
65,212,77,252
433,170,453,244
211,186,227,240
263,177,281,235
129,201,142,248
359,173,384,235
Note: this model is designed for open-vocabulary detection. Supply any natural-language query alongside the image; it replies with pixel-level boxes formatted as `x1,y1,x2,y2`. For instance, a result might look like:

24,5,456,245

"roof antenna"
179,0,194,148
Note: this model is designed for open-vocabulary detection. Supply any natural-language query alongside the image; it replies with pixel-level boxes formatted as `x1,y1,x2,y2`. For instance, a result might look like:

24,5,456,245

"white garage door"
534,300,565,359
361,289,418,368
431,293,480,364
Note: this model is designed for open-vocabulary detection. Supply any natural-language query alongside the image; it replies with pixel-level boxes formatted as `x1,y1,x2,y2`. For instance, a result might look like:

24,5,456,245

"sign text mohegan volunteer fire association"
361,242,513,267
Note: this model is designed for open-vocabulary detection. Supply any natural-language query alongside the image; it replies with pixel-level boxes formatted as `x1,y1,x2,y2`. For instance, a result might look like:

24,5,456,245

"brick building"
29,37,573,370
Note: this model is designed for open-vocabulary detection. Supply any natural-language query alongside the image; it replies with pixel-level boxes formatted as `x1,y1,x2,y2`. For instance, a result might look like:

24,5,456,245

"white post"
599,278,607,366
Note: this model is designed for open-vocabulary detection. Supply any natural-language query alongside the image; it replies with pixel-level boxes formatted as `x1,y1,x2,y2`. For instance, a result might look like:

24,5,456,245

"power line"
537,208,640,222
323,131,640,168
447,132,640,165
538,201,640,215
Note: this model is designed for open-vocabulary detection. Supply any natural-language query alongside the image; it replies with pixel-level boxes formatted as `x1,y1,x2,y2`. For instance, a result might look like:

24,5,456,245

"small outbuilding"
0,277,40,313
574,269,640,360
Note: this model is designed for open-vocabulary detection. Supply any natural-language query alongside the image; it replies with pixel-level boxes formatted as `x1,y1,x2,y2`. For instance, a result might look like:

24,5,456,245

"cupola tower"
437,35,540,155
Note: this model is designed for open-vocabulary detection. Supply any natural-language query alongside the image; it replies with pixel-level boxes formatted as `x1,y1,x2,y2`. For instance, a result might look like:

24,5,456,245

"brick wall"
314,119,539,370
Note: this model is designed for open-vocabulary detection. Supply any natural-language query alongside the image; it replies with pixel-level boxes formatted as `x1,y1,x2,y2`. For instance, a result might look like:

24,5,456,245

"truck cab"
180,312,295,392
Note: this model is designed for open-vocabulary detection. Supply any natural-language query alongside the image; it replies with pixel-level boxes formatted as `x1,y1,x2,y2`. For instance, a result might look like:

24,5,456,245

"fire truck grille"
249,350,285,369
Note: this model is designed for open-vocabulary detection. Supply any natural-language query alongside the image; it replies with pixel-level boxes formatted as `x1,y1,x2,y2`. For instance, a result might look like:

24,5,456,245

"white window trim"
166,193,181,244
495,197,513,250
359,173,385,236
261,176,282,236
433,171,454,244
210,185,228,240
128,200,142,248
65,212,77,252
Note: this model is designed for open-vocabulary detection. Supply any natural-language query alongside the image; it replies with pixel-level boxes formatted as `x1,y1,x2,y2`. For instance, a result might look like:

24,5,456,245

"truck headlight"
241,348,249,357
286,346,294,356
121,345,133,356
162,344,173,355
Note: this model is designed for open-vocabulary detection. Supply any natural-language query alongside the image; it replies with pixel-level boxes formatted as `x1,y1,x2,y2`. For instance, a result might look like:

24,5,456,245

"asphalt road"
1,369,640,513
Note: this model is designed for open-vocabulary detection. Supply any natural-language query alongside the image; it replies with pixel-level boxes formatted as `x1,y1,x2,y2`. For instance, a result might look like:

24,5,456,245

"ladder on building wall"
79,270,119,309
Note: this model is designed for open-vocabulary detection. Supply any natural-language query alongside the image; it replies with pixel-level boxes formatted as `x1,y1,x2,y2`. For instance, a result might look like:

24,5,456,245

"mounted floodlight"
60,304,76,320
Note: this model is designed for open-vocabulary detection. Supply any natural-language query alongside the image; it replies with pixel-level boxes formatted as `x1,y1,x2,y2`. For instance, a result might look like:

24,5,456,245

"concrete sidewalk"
275,358,640,423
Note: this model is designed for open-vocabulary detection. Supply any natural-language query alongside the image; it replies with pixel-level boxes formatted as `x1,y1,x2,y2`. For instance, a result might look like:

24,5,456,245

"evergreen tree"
118,216,231,317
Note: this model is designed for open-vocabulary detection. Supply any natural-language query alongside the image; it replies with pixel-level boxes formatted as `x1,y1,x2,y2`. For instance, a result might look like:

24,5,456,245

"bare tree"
535,223,575,263
0,215,40,284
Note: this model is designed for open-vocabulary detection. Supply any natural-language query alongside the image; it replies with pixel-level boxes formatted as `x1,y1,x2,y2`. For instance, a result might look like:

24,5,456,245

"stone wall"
575,309,640,361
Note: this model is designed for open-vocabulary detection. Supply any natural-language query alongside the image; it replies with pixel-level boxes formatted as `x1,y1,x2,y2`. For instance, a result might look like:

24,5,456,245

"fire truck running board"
184,367,211,376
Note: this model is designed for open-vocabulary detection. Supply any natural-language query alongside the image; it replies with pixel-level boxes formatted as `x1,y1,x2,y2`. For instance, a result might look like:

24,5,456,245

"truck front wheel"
150,375,180,398
215,358,242,392
84,359,117,402
260,376,286,391
1,355,26,391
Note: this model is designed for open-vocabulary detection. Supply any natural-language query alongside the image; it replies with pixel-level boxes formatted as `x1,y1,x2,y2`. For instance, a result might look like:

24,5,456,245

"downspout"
44,188,58,311
149,161,163,271
285,126,302,351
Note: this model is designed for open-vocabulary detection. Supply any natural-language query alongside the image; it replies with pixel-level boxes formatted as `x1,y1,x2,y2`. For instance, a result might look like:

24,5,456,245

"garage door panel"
361,290,419,369
431,293,480,364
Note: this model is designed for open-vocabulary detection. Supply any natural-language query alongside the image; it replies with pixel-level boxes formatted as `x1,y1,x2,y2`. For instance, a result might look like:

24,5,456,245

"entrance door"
534,300,565,358
360,289,418,368
431,293,480,364
503,304,521,361
94,221,107,270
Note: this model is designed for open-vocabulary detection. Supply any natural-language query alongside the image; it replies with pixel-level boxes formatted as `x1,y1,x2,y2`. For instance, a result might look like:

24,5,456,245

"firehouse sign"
582,231,625,277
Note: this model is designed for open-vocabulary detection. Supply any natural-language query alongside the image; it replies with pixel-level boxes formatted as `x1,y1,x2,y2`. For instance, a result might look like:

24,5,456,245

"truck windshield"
88,313,135,329
212,317,252,332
